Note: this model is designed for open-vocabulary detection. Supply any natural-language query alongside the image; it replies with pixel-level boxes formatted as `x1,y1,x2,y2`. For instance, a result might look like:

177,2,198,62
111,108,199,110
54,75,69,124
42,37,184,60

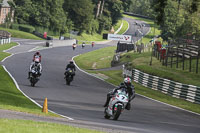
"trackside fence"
123,67,200,104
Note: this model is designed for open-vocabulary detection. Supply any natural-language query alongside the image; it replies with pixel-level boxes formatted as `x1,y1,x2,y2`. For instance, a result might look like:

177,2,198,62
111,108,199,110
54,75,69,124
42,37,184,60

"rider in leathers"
64,60,76,79
28,58,42,79
33,51,41,62
104,77,135,110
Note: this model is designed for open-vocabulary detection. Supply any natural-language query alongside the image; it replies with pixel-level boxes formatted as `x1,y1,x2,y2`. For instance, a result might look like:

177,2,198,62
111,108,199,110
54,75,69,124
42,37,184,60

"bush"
19,24,35,33
11,24,19,30
35,26,60,36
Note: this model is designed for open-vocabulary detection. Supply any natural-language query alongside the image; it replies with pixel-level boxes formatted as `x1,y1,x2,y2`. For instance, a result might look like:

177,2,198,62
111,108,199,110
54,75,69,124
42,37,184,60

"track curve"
3,17,200,133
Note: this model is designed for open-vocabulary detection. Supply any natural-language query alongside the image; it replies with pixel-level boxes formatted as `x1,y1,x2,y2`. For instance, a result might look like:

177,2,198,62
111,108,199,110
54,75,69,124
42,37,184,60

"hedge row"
11,24,35,33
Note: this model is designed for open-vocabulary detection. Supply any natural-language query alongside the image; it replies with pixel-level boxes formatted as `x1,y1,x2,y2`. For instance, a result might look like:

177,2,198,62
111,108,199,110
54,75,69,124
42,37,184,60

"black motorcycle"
64,69,74,85
29,69,40,87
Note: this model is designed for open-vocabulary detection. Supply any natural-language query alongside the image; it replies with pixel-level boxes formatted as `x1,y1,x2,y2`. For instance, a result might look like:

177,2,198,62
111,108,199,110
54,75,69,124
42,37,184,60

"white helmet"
124,77,131,87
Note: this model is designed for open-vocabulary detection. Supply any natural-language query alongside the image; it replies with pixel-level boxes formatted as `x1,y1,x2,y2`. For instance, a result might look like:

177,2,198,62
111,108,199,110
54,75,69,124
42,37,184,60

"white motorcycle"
104,88,129,120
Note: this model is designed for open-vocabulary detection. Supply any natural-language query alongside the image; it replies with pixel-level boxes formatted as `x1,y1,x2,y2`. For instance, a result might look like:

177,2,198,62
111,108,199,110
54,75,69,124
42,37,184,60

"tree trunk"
96,0,101,18
100,0,104,16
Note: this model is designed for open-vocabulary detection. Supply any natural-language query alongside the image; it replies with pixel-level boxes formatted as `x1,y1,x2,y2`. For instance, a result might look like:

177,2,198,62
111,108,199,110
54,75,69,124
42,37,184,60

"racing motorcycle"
104,88,129,120
29,68,40,87
64,69,74,85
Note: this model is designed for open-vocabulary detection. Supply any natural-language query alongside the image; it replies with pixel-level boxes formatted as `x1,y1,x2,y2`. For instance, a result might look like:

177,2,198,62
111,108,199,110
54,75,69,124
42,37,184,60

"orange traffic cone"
42,97,48,113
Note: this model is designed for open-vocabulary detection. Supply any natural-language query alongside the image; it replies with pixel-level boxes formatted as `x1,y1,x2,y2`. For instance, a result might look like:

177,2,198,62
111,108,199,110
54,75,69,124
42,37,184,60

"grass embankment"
0,119,103,133
117,19,129,35
120,52,200,86
0,65,59,116
74,15,200,114
0,27,43,40
0,42,17,61
75,46,116,69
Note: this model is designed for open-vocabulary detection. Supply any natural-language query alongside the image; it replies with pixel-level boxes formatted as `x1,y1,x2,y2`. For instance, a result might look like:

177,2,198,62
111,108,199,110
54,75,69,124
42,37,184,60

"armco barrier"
123,68,200,104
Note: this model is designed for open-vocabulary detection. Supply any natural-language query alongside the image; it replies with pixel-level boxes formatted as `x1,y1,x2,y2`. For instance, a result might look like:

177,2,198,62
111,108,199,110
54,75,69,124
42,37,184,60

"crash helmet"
69,60,73,64
36,51,40,55
124,77,131,87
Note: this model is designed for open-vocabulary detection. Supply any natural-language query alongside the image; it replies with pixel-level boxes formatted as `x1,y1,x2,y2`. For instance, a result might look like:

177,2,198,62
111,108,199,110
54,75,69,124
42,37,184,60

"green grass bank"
0,119,103,133
0,27,43,40
0,42,17,61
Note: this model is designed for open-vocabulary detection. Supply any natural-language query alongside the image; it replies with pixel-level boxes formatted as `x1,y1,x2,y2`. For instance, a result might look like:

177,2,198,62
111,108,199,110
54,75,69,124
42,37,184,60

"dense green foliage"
129,0,200,41
9,0,131,35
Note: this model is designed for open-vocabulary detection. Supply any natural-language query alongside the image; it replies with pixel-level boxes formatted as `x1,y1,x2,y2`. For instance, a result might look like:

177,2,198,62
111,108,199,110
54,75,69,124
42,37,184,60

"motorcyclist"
72,43,77,50
33,51,41,62
91,42,94,47
103,77,135,110
82,42,85,49
64,60,76,79
28,58,42,79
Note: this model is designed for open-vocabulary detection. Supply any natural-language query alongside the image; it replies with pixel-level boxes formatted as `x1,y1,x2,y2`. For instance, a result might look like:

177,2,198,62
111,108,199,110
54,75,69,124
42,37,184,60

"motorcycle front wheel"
30,78,35,87
113,105,122,120
104,108,110,119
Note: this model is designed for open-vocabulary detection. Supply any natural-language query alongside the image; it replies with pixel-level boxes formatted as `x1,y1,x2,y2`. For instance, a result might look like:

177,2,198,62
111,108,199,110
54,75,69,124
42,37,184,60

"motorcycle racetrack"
2,17,200,133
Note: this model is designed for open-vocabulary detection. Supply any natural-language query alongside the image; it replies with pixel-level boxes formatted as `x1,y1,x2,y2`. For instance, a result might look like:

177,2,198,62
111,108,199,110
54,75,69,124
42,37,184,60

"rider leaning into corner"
64,60,76,79
104,77,135,110
28,58,42,79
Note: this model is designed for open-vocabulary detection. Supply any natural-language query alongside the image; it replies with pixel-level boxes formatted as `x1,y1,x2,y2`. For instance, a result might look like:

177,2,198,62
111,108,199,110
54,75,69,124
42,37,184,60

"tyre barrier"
123,68,200,104
116,42,134,53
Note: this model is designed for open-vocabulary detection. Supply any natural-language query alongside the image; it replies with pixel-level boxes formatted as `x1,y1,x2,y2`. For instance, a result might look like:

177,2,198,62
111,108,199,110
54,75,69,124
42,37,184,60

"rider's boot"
27,72,30,79
103,95,111,107
125,102,131,110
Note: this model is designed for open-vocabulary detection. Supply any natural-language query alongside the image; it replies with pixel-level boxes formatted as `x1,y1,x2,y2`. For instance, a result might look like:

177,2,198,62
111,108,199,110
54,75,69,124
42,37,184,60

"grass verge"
75,46,116,69
0,119,103,133
0,42,17,61
120,51,200,86
117,20,129,35
0,27,43,40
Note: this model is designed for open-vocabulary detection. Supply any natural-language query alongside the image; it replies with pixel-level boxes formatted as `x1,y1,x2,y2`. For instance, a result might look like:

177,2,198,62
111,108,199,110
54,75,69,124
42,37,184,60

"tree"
152,0,168,25
121,0,132,12
105,0,123,25
63,0,95,34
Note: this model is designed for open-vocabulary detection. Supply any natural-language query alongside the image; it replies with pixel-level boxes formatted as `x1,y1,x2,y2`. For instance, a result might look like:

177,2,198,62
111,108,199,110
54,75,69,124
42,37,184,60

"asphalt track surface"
2,18,200,133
